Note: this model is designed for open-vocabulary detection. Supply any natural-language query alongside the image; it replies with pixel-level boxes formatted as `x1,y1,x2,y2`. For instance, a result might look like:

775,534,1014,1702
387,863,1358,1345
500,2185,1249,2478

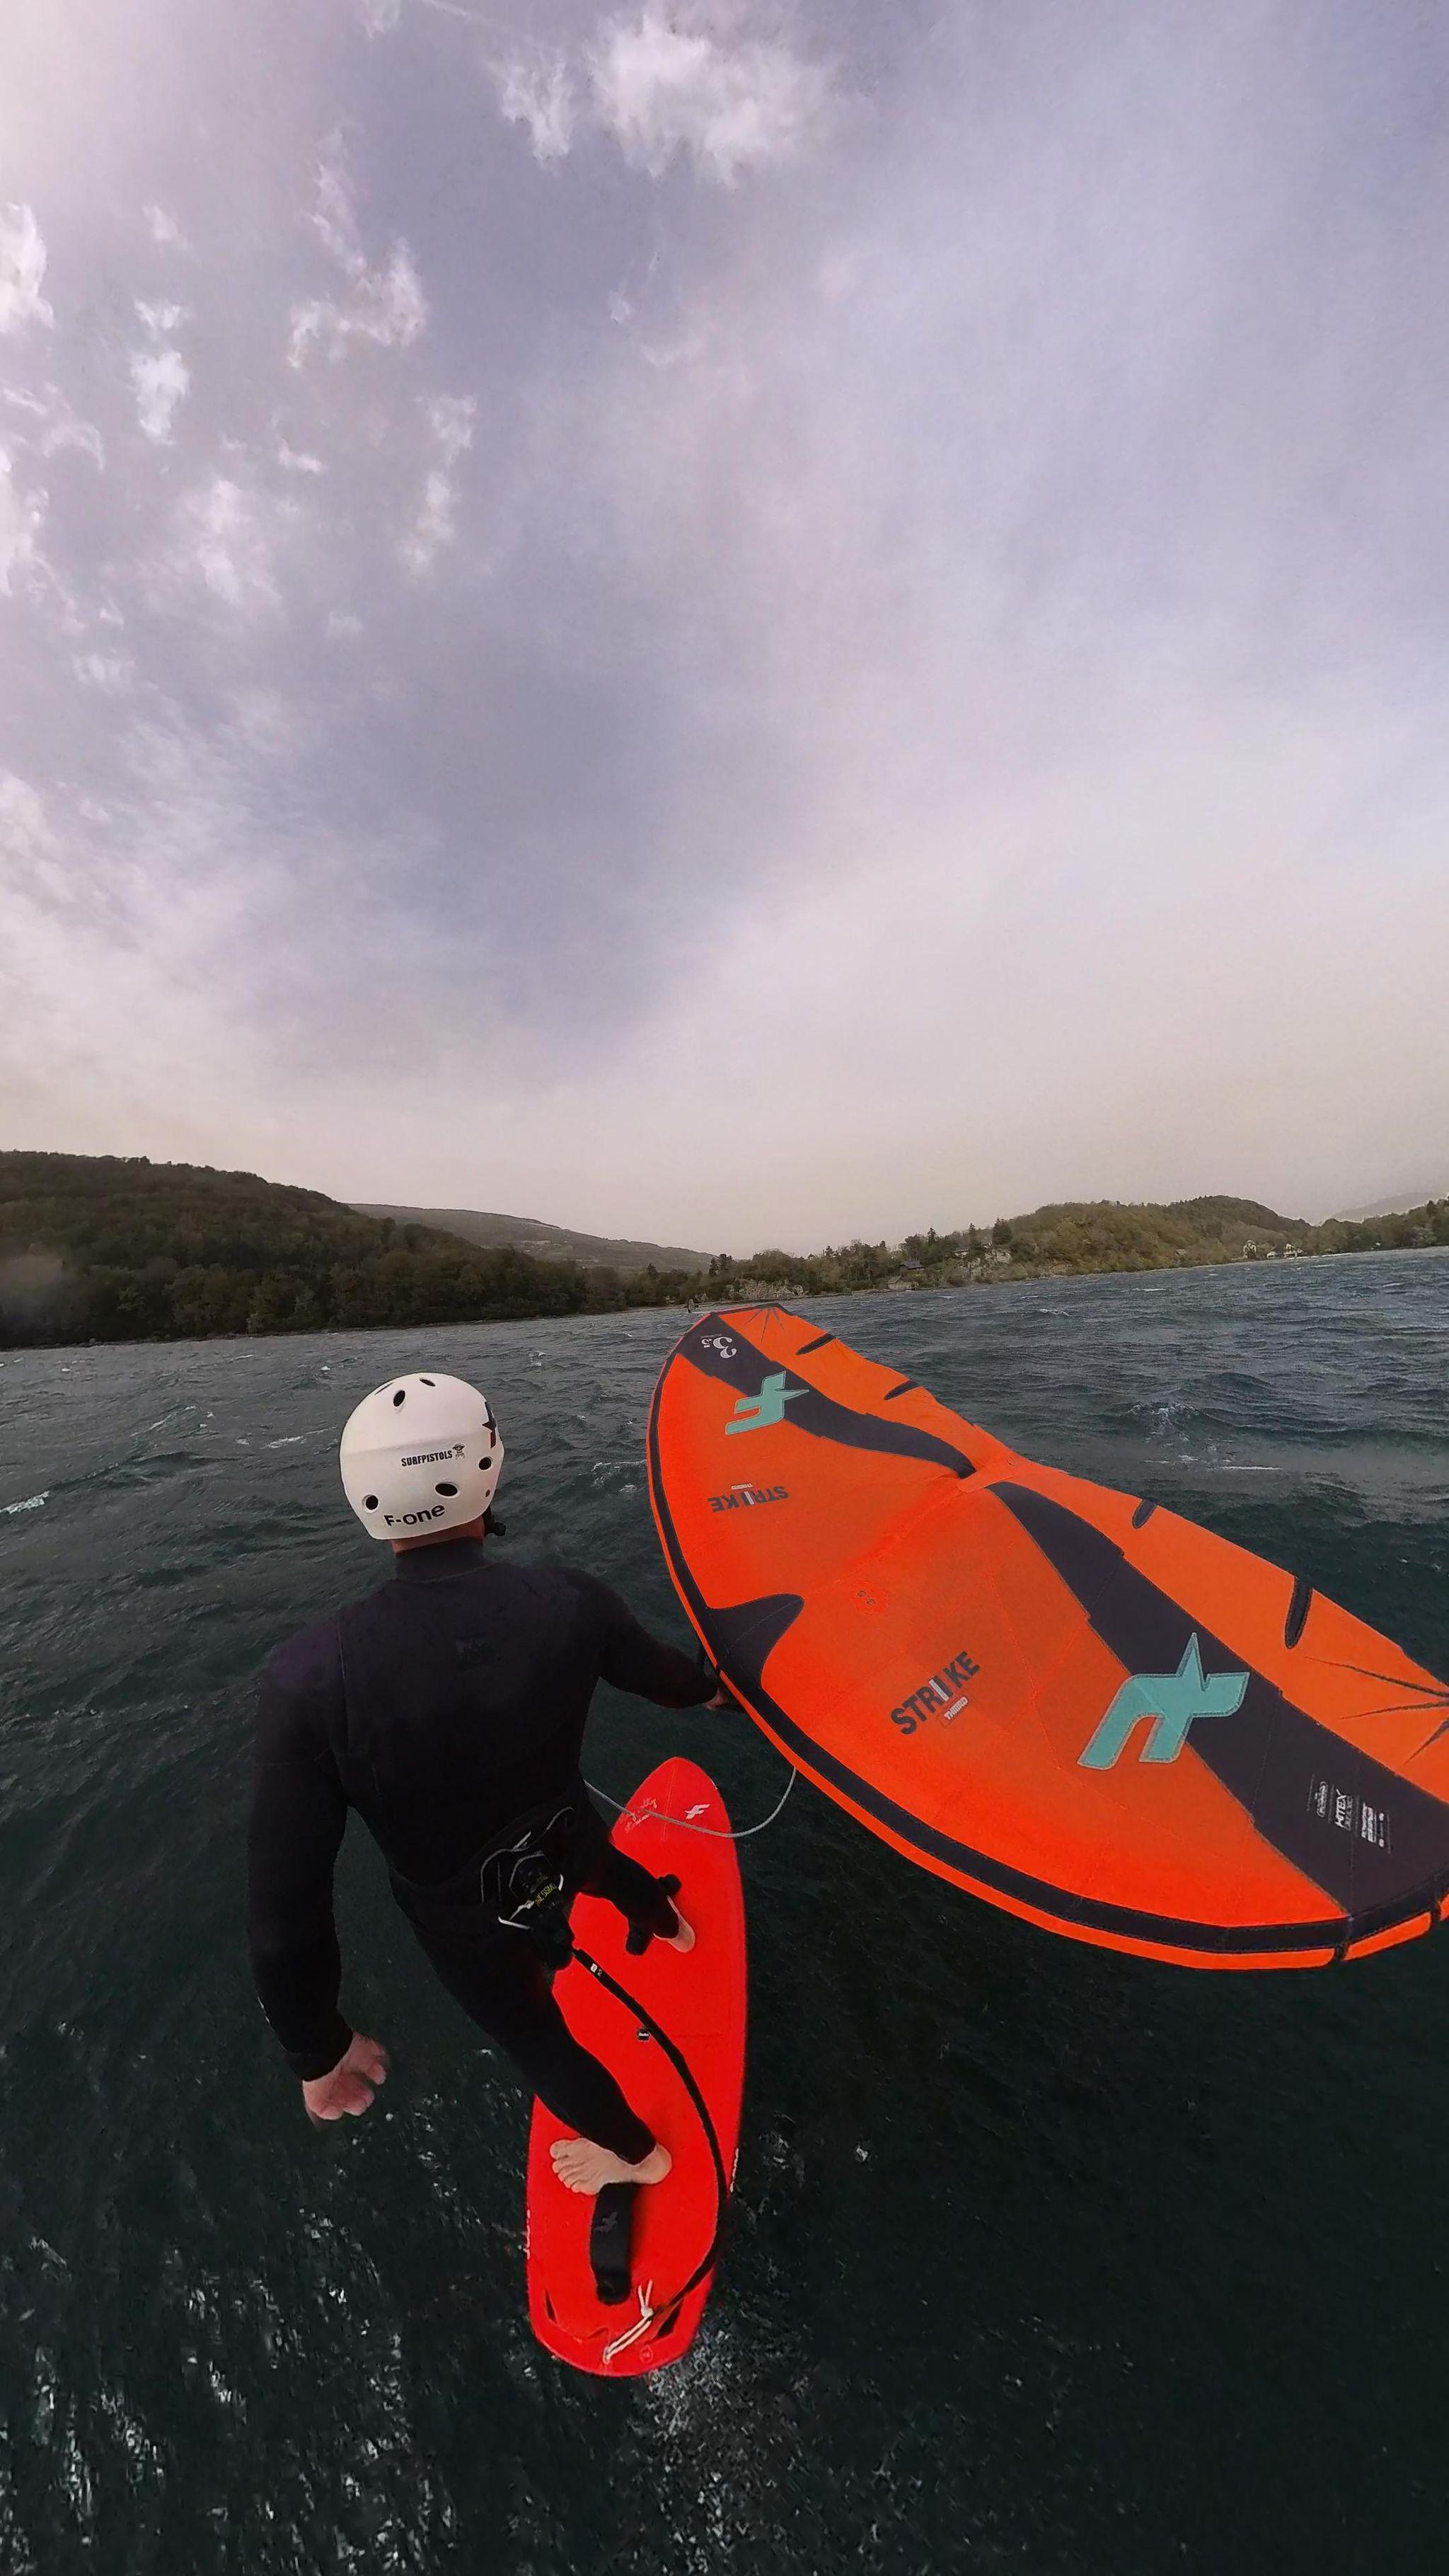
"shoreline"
3,1238,1443,1363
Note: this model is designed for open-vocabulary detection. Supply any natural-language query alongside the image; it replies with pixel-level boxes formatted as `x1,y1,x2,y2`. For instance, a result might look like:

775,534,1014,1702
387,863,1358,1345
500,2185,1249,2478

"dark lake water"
1,1252,1447,2574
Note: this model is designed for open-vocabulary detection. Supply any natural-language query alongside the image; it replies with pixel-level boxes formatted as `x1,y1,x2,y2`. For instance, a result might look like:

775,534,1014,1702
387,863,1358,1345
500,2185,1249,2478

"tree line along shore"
1,1152,1444,1351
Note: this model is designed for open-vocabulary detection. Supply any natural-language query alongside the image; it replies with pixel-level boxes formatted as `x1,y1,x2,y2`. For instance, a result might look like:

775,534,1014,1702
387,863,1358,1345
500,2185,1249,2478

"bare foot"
662,1908,695,1954
550,2137,673,2195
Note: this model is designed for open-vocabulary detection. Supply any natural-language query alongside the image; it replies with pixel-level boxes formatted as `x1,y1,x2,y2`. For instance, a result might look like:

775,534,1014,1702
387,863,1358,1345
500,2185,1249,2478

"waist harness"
393,1791,585,1967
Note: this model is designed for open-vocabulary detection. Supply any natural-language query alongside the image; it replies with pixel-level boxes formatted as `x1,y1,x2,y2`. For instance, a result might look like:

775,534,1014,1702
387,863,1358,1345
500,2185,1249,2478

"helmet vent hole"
364,1494,379,1511
478,1458,487,1470
420,1377,435,1387
393,1389,405,1407
435,1482,457,1497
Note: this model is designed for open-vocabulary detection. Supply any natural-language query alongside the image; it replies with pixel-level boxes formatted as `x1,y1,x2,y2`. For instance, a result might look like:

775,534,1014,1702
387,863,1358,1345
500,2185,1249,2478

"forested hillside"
1,1154,1444,1349
0,1154,676,1347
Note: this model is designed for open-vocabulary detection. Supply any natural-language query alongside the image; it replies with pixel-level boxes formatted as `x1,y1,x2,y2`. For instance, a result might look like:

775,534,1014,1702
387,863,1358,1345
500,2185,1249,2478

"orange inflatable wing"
647,1307,1449,1970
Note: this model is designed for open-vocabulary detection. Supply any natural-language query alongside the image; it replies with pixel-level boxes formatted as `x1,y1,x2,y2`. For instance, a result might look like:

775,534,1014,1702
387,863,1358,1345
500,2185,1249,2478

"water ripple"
0,1254,1445,2570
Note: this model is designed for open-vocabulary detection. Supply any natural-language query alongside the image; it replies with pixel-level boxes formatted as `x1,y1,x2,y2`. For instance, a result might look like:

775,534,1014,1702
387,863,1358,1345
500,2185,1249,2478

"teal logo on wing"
1079,1636,1249,1769
725,1372,805,1436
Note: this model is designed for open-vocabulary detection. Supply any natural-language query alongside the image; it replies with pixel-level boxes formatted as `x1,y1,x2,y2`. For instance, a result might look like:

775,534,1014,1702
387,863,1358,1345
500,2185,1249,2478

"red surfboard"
524,1757,746,2376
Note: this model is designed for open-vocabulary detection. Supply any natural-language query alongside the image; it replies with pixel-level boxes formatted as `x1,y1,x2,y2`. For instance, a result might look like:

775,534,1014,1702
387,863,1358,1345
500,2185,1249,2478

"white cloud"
289,139,428,365
309,140,365,277
400,393,475,574
589,6,832,182
43,415,105,467
3,383,104,468
289,245,428,364
426,393,475,466
0,205,54,335
495,54,579,164
72,652,134,693
0,715,486,1177
225,687,307,758
1,770,70,926
135,298,188,337
0,770,58,864
0,449,45,594
176,476,287,611
491,10,832,184
400,469,456,575
145,205,184,248
361,0,402,30
325,608,363,639
278,440,326,473
1,737,294,1128
131,347,192,444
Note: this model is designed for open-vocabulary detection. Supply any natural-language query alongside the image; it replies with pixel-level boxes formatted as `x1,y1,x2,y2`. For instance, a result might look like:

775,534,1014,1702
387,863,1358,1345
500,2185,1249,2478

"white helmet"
339,1372,504,1540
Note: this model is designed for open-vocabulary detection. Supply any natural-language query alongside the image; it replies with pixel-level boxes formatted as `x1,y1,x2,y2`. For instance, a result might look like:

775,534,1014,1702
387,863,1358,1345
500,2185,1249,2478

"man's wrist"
284,2017,354,2084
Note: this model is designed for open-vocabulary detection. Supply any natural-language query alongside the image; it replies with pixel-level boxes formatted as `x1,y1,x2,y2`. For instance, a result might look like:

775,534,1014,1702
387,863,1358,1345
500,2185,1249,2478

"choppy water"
1,1252,1447,2574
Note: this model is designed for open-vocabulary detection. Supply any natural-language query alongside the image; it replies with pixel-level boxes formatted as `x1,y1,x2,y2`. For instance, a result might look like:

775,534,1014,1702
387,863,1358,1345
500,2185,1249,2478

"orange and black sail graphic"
647,1307,1449,1970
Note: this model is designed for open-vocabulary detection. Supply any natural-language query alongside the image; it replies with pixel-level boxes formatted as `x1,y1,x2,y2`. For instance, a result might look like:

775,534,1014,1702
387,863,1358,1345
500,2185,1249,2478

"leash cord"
584,1764,796,1841
571,1945,729,2362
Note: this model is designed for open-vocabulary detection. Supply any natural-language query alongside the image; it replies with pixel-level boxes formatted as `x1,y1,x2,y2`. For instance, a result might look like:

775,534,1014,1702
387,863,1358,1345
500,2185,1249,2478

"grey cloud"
1,0,1446,1242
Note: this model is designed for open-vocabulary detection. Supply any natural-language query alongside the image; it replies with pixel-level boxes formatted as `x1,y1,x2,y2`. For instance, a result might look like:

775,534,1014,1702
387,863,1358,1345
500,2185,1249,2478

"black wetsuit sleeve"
246,1632,354,2083
565,1571,716,1709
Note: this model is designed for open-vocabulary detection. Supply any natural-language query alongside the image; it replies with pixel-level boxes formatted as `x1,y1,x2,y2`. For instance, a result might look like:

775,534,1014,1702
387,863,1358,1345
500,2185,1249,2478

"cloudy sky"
2,0,1446,1251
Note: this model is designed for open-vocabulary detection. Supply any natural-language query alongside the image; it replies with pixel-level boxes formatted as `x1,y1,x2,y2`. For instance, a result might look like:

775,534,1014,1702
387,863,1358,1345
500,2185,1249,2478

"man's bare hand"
707,1685,739,1711
303,2033,389,2126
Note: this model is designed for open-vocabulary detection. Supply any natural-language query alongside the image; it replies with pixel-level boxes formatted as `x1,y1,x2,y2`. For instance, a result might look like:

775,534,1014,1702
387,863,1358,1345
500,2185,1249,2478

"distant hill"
1334,1183,1449,1222
353,1203,709,1273
731,1191,1444,1300
740,1194,1326,1296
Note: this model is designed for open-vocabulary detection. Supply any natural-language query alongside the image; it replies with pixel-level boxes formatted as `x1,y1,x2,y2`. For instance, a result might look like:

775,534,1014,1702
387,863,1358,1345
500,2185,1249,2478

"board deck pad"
647,1307,1449,1970
525,1757,746,2375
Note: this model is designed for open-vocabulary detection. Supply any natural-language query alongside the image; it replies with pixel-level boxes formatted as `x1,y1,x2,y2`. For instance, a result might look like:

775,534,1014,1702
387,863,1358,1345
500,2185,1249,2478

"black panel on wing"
705,1593,805,1694
994,1482,1449,1923
675,1313,976,1481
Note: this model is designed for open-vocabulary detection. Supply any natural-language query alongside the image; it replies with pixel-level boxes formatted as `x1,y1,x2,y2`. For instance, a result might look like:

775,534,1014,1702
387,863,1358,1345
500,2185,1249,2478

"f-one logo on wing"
708,1482,789,1513
891,1648,980,1734
726,1373,805,1436
1078,1636,1249,1769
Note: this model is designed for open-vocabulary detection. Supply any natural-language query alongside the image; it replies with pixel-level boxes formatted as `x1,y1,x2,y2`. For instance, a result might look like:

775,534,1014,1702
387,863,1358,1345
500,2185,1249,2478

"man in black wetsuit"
246,1369,726,2198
